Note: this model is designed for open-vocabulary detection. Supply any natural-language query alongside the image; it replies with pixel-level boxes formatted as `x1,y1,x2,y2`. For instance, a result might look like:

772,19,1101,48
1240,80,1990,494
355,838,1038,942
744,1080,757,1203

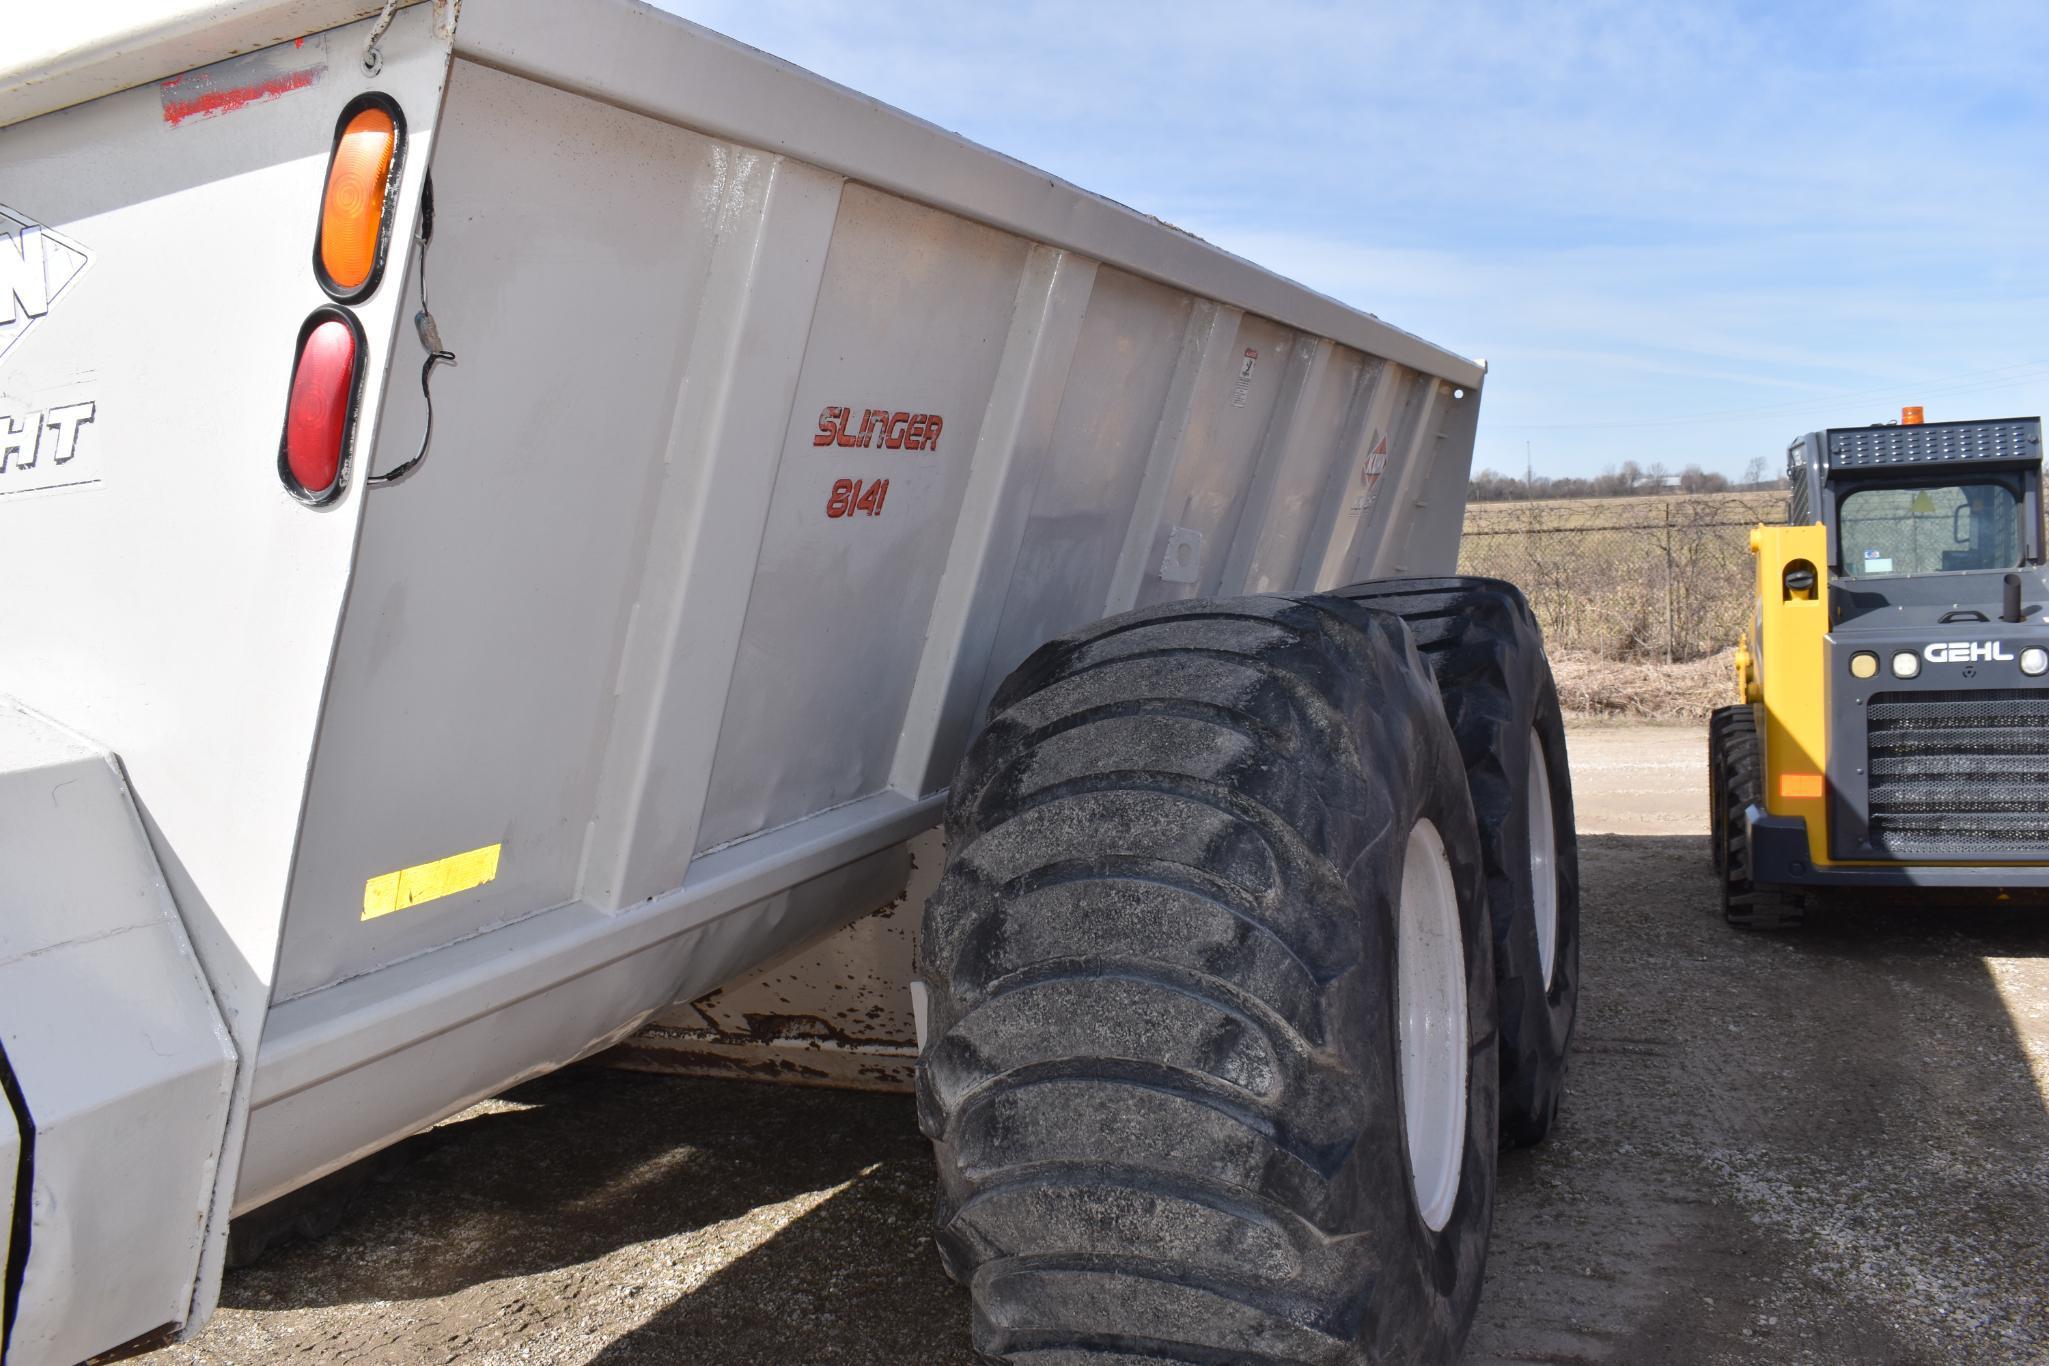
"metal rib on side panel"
972,267,1200,727
1105,301,1240,613
694,186,1035,851
1312,361,1408,589
890,247,1099,799
579,154,847,909
1217,337,1336,594
1384,380,1482,577
1348,374,1445,581
1327,370,1426,585
1134,313,1296,608
1294,355,1389,591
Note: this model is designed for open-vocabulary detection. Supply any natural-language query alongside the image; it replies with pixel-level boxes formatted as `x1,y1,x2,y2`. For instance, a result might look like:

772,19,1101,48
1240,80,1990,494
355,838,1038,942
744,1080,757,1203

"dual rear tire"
1341,578,1581,1147
918,581,1578,1363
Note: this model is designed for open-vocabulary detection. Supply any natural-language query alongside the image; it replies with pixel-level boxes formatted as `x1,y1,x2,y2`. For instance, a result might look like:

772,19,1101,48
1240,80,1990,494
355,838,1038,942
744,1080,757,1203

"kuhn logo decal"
1923,640,2016,664
0,205,91,369
0,403,98,499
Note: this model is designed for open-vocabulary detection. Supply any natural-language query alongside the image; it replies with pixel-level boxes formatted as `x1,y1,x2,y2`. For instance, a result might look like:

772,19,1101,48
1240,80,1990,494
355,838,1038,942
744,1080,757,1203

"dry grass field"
1460,490,1785,682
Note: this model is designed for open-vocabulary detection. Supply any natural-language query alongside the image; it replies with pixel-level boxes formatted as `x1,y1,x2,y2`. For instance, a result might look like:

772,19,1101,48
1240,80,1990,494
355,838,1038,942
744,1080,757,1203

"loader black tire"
1337,577,1580,1149
1707,705,1741,880
918,593,1498,1365
1708,704,1806,931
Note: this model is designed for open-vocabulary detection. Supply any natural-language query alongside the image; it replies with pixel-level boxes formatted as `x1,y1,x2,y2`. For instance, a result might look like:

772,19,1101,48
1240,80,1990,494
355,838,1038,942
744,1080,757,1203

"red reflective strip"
285,318,356,494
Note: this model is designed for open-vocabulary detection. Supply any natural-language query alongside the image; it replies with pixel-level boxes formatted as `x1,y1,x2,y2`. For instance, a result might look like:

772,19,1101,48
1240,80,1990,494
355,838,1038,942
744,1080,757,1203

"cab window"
1838,481,2020,577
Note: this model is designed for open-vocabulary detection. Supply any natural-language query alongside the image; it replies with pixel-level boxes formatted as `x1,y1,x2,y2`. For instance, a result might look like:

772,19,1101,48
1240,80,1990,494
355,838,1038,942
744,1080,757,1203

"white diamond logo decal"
0,205,92,370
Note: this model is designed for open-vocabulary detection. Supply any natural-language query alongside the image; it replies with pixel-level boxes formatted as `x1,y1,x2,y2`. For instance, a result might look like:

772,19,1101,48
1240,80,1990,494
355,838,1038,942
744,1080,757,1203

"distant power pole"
1525,440,1532,497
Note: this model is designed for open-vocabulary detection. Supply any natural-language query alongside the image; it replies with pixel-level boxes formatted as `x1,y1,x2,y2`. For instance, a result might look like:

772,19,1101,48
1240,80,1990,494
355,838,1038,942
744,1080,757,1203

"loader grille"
1865,689,2049,857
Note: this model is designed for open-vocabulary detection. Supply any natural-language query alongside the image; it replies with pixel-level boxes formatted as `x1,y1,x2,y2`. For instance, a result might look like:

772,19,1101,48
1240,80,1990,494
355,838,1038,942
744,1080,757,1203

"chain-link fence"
1457,492,1787,663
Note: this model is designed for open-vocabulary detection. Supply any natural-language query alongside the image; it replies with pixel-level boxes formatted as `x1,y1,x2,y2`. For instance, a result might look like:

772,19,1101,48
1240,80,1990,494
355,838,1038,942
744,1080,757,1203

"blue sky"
658,1,2049,480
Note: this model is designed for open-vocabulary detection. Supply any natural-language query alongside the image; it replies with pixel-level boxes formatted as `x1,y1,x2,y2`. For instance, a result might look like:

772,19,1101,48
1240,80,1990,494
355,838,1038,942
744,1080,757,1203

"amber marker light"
1779,772,1825,801
315,95,404,301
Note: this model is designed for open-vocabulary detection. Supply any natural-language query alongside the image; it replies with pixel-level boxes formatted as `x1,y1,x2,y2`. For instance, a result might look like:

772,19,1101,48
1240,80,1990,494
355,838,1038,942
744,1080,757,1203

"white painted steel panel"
978,267,1196,713
0,12,449,1344
276,59,729,999
695,186,1032,851
1236,345,1371,594
572,154,845,909
1375,378,1482,578
1344,371,1450,582
885,247,1098,799
0,704,234,1364
0,8,443,1021
0,1099,14,1353
239,790,942,1208
0,1,416,127
1133,313,1295,606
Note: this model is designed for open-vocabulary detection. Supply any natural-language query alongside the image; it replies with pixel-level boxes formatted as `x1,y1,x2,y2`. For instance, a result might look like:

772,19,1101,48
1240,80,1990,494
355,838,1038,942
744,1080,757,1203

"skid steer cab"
1711,410,2049,928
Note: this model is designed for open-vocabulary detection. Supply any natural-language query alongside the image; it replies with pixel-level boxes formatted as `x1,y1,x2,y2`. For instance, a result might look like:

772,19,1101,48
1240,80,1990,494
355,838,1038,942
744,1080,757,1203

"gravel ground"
144,723,2049,1365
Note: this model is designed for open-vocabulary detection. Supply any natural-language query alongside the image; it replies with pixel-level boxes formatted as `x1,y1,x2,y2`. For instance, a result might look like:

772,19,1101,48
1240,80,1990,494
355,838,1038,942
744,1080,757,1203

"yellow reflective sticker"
362,842,501,921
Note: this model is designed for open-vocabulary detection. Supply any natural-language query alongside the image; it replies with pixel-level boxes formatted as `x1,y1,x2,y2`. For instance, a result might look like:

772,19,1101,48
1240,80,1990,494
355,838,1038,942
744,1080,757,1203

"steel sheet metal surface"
694,185,1033,852
2,0,1488,1258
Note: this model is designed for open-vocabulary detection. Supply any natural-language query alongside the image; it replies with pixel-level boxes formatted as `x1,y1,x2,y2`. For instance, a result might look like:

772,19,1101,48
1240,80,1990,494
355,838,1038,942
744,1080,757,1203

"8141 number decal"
827,477,888,518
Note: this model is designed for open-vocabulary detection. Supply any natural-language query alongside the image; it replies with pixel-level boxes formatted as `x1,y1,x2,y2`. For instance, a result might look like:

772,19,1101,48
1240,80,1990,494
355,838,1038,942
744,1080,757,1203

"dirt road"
146,722,2049,1364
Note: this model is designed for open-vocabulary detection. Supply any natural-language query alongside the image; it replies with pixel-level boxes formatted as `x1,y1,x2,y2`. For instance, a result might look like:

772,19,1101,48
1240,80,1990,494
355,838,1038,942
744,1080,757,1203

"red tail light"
278,307,366,505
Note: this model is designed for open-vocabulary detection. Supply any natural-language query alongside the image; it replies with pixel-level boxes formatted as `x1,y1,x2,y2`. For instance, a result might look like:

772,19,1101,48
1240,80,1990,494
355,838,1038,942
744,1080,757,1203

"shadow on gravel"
218,1068,935,1294
197,831,2047,1365
1473,833,2049,1365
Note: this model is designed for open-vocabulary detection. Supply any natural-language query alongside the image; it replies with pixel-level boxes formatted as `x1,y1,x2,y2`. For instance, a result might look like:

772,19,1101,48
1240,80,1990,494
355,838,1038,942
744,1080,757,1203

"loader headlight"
1891,651,1921,679
2022,647,2049,677
1849,652,1879,679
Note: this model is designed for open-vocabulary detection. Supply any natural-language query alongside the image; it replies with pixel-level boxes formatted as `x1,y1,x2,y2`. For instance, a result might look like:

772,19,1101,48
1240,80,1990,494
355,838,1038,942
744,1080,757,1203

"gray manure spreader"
0,2,1578,1361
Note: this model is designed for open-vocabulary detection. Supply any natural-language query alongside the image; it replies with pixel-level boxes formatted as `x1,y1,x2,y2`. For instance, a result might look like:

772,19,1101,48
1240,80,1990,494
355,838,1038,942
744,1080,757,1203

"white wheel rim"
1396,818,1466,1233
1528,732,1559,990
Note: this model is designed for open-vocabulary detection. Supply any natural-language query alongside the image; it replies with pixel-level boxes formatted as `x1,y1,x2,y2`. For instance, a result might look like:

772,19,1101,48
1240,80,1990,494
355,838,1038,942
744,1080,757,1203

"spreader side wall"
253,0,1485,1209
272,56,734,1000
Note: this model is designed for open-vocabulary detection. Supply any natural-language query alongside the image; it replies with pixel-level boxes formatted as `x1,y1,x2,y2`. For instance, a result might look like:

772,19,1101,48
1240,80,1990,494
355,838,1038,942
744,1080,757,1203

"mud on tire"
917,593,1498,1364
1338,577,1581,1148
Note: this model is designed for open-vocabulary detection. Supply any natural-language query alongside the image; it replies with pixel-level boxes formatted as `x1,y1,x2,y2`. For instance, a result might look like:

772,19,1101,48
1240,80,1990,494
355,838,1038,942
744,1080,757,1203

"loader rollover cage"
0,3,1577,1362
